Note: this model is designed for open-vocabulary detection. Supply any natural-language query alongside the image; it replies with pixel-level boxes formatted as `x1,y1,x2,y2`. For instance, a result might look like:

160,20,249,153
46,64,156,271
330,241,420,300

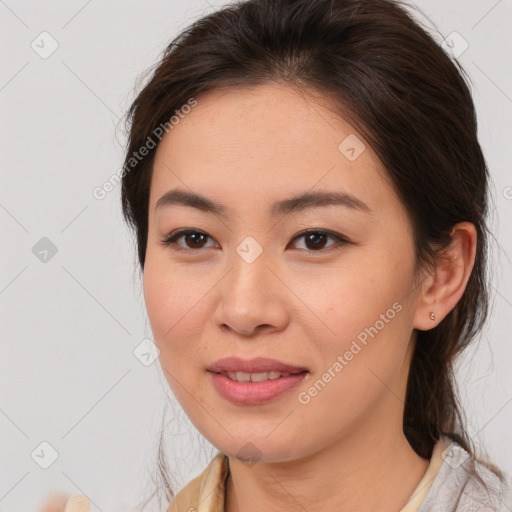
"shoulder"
463,454,512,511
167,452,229,512
419,437,512,512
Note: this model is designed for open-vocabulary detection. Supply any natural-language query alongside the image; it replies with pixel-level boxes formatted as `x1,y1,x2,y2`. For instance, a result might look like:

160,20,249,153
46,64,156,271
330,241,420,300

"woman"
65,0,512,510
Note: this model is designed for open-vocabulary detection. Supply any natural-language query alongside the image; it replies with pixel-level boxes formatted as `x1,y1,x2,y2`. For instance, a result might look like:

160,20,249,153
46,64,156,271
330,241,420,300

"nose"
212,245,290,337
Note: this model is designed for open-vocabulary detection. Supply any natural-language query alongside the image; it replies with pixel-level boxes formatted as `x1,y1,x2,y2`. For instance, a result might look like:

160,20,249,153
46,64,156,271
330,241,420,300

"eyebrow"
155,187,372,218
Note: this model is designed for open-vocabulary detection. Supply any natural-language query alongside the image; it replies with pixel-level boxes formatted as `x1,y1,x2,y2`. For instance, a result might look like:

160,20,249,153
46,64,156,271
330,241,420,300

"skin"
143,83,476,512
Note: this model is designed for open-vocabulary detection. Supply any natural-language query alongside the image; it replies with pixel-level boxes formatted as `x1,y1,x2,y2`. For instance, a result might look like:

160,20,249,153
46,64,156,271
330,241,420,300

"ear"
413,222,477,331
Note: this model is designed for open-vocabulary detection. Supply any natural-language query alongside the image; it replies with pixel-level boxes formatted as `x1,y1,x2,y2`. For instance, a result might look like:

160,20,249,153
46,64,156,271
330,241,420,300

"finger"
38,493,69,512
64,495,91,512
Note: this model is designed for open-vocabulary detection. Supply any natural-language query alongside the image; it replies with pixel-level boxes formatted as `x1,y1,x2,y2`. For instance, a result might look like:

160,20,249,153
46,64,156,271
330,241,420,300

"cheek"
142,258,203,349
143,263,173,340
298,263,402,336
299,256,414,376
143,262,209,409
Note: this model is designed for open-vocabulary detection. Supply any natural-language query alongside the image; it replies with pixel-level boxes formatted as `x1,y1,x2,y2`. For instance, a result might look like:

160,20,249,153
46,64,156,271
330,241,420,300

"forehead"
150,83,397,217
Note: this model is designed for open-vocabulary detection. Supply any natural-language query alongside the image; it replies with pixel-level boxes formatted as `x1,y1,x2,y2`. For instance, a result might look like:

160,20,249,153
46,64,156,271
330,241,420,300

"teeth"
223,371,296,382
249,371,268,382
236,371,251,382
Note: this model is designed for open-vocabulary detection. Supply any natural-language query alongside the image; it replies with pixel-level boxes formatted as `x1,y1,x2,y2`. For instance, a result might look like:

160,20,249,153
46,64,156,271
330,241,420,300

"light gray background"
1,1,511,511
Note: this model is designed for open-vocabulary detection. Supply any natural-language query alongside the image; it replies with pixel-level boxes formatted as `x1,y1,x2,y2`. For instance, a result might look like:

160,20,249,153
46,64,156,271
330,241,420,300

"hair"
120,0,501,507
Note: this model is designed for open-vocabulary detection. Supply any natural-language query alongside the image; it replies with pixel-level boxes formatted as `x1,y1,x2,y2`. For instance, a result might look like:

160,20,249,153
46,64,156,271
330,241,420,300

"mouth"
211,369,308,383
207,361,309,405
207,356,309,379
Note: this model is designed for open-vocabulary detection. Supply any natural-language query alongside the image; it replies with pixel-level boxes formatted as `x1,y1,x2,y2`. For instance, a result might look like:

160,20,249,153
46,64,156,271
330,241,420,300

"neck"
225,425,430,512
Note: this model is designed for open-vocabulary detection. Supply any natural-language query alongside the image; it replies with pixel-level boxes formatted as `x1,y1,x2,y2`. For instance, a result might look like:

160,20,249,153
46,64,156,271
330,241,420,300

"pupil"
307,233,326,249
188,233,205,247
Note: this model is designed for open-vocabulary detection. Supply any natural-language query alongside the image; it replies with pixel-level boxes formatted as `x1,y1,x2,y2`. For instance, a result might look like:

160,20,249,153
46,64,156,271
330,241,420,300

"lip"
208,356,308,374
207,357,309,405
208,372,308,405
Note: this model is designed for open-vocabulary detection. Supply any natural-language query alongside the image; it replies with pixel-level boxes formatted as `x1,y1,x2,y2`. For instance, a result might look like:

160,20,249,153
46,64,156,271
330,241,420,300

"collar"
167,452,229,512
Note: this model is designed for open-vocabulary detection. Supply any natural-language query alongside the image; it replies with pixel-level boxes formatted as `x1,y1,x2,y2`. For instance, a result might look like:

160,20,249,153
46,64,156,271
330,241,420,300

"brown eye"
304,232,328,250
182,232,208,248
161,229,217,250
289,230,347,251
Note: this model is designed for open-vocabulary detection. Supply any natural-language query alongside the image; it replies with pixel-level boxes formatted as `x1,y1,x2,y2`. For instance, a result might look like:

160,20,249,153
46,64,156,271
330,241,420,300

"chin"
202,428,309,465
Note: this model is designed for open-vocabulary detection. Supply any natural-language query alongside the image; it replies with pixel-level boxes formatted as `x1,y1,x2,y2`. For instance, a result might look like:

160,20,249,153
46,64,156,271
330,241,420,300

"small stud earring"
429,312,436,321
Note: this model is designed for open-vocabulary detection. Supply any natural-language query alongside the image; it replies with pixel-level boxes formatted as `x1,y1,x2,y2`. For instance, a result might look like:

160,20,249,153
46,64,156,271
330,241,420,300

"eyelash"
160,229,349,253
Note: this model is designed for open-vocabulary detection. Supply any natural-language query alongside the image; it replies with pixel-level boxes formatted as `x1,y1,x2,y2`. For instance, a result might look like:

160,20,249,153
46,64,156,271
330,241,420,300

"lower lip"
208,371,308,405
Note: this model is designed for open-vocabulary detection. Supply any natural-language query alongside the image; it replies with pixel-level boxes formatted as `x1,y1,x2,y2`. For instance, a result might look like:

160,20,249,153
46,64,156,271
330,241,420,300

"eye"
161,229,218,250
288,229,348,251
161,228,349,252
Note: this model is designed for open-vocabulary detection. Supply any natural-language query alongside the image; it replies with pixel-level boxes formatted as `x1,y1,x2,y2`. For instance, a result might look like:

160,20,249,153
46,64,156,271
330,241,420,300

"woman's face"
143,83,426,462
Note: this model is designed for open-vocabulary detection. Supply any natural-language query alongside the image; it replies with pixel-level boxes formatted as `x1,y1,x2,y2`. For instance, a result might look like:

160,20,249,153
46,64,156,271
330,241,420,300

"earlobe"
413,222,477,331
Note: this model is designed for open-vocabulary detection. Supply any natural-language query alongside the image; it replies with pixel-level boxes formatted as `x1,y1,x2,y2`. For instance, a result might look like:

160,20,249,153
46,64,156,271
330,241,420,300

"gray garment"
417,440,512,511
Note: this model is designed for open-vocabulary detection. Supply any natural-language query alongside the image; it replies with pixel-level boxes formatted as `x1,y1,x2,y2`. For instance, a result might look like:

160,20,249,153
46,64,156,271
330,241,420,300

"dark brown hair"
120,0,498,506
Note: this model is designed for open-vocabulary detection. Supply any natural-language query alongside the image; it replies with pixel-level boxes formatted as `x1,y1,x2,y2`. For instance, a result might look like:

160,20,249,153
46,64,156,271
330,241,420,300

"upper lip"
208,357,308,374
